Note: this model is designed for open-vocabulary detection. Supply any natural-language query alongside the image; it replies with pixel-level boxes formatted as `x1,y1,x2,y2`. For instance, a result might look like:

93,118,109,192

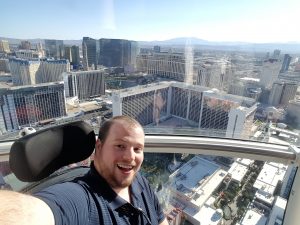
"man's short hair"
98,115,143,143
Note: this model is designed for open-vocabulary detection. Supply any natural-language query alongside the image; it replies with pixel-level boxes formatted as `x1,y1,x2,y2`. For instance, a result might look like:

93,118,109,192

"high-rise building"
63,70,105,100
280,54,292,73
44,39,64,59
9,58,40,85
99,38,138,70
0,82,66,132
260,59,281,89
71,45,80,66
19,41,31,50
36,59,70,83
112,82,257,139
64,45,80,67
268,81,297,106
82,37,99,70
9,58,70,85
64,46,72,63
0,40,10,53
269,81,284,106
198,59,231,91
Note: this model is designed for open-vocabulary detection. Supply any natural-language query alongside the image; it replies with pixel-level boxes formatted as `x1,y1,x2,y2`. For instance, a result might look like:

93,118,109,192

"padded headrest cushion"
9,121,95,182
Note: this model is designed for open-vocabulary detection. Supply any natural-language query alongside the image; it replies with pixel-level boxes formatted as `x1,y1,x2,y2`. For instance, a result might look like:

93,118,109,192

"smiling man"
0,116,168,225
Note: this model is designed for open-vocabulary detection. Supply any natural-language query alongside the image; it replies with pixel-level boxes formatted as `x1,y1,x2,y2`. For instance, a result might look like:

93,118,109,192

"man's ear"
95,139,102,153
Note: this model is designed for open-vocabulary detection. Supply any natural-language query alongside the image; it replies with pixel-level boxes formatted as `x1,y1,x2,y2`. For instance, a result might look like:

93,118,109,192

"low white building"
237,209,267,225
166,156,227,225
228,161,249,183
253,162,287,207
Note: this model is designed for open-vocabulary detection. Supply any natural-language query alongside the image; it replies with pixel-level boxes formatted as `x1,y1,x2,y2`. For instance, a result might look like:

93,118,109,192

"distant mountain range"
1,36,300,53
140,37,300,53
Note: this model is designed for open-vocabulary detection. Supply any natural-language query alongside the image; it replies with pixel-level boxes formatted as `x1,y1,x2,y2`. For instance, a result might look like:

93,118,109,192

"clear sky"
1,0,299,43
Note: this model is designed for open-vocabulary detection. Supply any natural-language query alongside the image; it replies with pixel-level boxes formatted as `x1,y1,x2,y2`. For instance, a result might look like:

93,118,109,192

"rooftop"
169,156,227,208
228,161,249,183
185,204,223,225
236,158,254,167
237,209,268,225
253,162,287,205
254,162,287,190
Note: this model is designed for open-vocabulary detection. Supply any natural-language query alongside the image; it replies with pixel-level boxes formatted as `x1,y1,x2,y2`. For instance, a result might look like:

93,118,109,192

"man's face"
95,121,144,191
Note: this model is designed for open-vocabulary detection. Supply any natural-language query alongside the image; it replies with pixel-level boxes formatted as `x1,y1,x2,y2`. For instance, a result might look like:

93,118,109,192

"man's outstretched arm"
0,190,55,225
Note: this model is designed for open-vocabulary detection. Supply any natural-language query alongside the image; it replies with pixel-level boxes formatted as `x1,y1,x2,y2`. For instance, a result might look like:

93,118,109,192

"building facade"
260,59,281,89
0,82,66,132
63,70,105,100
269,81,298,106
112,82,257,138
99,38,138,70
280,82,297,105
71,45,80,66
44,39,64,59
36,59,70,83
9,58,70,85
82,37,99,70
269,81,285,106
9,58,40,85
280,54,292,73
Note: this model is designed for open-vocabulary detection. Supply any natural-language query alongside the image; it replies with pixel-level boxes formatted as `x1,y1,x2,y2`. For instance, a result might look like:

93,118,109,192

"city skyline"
1,0,300,43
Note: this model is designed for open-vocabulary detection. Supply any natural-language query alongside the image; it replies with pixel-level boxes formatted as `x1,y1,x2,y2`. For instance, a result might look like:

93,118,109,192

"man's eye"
117,145,125,149
134,147,143,153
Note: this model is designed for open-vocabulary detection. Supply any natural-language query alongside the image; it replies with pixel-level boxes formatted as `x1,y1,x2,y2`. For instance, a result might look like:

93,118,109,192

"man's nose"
123,147,135,161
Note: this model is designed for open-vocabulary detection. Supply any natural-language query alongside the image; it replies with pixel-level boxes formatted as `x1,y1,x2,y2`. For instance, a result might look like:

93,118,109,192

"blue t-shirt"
35,164,165,225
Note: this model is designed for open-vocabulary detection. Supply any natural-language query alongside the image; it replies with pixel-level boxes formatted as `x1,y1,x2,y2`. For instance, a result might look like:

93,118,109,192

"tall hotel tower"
112,82,257,139
9,58,70,85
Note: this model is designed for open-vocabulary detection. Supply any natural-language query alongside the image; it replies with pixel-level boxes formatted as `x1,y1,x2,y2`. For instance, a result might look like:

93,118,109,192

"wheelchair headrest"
9,121,95,182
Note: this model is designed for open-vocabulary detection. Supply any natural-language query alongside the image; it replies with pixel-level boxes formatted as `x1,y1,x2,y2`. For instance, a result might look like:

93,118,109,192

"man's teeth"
117,164,134,169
